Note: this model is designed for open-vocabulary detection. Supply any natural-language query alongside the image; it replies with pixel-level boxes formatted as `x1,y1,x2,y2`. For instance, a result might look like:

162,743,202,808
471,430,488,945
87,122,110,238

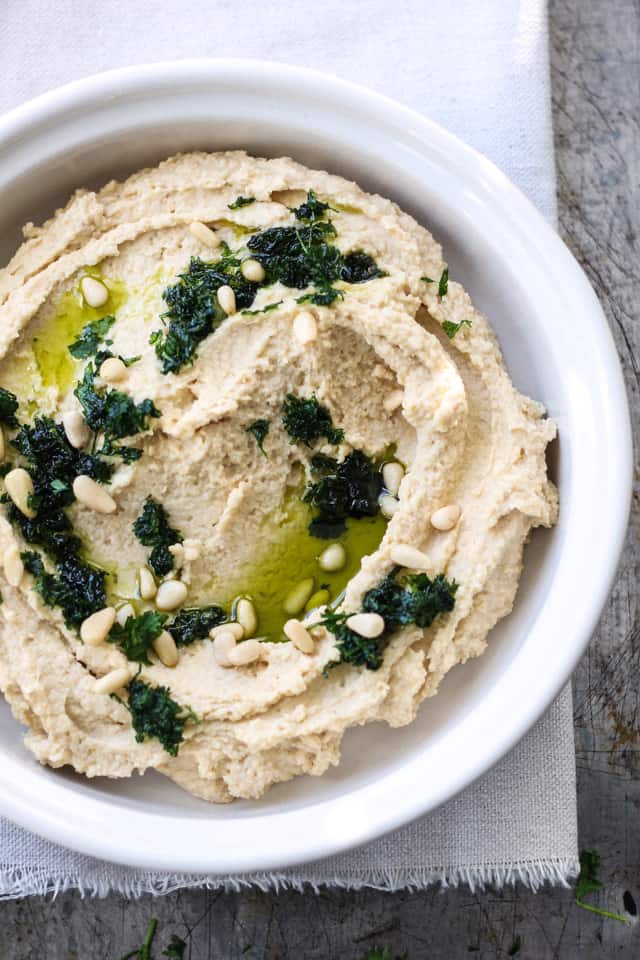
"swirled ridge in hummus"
0,153,558,802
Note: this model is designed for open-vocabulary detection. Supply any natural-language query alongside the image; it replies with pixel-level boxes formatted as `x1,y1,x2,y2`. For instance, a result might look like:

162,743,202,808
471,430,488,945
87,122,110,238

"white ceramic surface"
0,60,631,874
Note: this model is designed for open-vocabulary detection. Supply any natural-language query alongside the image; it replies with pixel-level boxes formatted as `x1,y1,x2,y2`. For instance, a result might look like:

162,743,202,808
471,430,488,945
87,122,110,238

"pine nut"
318,543,346,572
62,409,90,449
213,628,238,666
138,566,157,600
210,622,244,641
235,597,258,636
3,544,24,587
390,543,431,571
382,461,404,497
99,356,127,383
94,667,130,695
228,638,263,666
5,468,36,518
283,578,315,616
383,390,403,413
240,258,266,282
0,426,4,460
346,612,385,638
156,579,188,611
430,504,461,531
305,588,330,612
81,276,109,308
189,221,220,248
293,311,317,345
217,285,236,315
80,606,116,646
379,493,400,519
283,618,315,654
116,602,135,626
73,475,116,514
153,630,179,668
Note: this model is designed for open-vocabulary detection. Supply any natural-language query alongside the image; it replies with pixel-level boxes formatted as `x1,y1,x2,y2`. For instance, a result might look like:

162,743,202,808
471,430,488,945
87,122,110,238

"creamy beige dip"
0,153,557,802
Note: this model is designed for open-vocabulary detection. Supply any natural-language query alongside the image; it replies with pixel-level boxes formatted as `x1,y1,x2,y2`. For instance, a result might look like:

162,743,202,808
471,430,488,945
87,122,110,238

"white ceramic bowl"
0,60,631,874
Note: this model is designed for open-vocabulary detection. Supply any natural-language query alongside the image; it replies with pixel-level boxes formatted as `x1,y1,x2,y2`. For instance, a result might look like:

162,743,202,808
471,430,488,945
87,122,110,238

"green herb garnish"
442,319,472,339
68,315,116,359
167,606,226,647
22,551,107,628
282,394,344,447
292,190,333,222
438,267,449,297
133,496,183,578
575,850,628,923
246,418,270,455
228,196,256,209
0,387,19,428
303,450,382,539
117,675,196,757
108,610,167,664
340,251,386,284
241,300,283,316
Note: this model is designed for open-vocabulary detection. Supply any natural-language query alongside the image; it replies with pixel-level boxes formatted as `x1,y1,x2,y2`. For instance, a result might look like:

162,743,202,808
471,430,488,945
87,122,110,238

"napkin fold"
0,0,579,896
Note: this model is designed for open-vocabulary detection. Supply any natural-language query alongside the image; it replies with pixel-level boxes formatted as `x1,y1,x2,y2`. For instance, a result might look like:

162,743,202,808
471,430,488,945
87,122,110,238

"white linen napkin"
0,0,579,895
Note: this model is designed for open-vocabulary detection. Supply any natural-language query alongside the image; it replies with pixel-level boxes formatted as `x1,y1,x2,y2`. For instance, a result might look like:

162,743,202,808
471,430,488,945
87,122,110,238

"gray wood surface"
1,0,639,956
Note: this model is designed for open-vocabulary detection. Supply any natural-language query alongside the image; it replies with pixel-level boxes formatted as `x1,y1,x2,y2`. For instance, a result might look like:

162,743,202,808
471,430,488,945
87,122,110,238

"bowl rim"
0,58,632,874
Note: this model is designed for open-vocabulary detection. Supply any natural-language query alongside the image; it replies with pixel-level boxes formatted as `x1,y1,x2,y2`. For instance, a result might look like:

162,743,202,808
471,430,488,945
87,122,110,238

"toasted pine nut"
3,544,24,587
80,606,116,646
213,628,238,666
235,597,258,636
382,461,404,497
217,285,236,315
138,566,157,600
305,588,330,612
293,311,317,345
383,390,404,413
189,221,220,248
62,410,90,449
153,630,179,668
210,622,244,641
5,468,36,518
73,475,116,514
156,579,188,611
430,504,462,531
390,543,431,571
283,578,315,616
99,356,127,383
228,638,263,666
81,276,109,308
346,612,385,638
240,258,266,282
116,602,135,626
0,426,4,460
318,543,346,572
94,667,131,695
283,618,315,654
379,493,400,519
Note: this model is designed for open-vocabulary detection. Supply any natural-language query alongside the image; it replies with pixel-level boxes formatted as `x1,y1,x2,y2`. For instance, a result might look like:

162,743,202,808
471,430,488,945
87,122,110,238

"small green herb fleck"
282,394,344,447
246,419,270,455
133,496,183,577
109,610,167,664
438,267,449,297
68,315,115,359
163,935,187,959
22,551,107,628
421,276,435,284
241,300,283,316
340,251,386,284
292,190,333,223
117,675,196,757
303,450,382,539
442,319,472,340
167,606,226,647
118,917,158,960
296,287,343,306
0,387,19,428
575,850,628,923
228,196,256,210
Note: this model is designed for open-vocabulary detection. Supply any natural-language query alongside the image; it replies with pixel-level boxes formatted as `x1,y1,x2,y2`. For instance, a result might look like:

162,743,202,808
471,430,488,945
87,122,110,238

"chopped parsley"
282,394,344,447
438,267,449,298
68,315,115,359
340,251,386,284
228,195,256,209
303,450,382,539
241,300,283,316
117,675,196,757
108,610,167,664
246,418,270,455
292,190,334,223
22,551,107,628
321,608,382,670
133,496,183,578
0,387,19,429
74,361,160,462
442,319,472,339
575,850,628,923
167,606,226,647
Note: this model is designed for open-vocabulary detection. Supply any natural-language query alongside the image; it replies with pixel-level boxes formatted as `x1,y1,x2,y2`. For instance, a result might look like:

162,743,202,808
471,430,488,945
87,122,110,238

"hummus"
0,152,558,802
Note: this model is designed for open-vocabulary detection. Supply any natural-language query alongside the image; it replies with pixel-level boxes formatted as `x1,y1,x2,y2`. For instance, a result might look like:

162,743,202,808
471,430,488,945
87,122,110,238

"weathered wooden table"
2,1,638,956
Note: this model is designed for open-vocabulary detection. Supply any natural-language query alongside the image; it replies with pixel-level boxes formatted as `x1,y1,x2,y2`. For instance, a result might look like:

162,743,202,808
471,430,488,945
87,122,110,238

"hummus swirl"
0,153,557,802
